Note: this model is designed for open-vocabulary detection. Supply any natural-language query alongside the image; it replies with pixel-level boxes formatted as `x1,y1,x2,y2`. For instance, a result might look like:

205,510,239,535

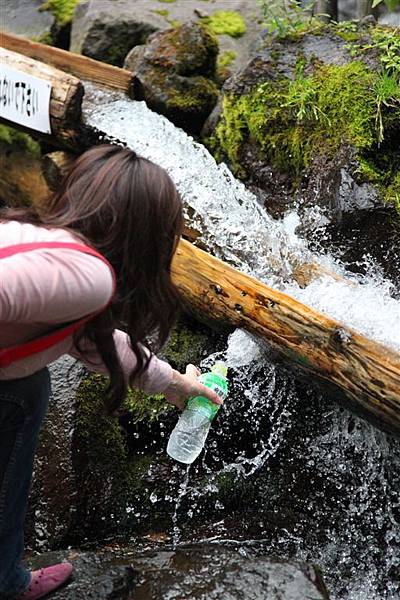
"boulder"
27,546,330,600
2,0,55,43
70,0,264,73
206,23,400,222
124,22,219,135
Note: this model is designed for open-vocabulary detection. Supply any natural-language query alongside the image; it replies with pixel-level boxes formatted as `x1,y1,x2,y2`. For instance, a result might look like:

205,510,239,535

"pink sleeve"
0,247,114,323
69,328,173,395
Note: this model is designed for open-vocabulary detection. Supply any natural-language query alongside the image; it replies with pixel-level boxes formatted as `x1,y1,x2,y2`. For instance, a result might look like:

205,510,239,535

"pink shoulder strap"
0,242,116,368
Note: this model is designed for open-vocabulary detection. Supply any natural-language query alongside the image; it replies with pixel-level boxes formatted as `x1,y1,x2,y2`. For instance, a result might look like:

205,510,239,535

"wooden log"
0,47,84,147
172,239,400,437
0,32,133,93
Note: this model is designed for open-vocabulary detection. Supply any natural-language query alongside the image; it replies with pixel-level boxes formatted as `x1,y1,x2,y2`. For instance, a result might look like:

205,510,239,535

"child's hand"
164,364,223,411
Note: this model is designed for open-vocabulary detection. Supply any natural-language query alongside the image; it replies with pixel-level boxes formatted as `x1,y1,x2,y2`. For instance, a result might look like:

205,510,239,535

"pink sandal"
17,562,73,599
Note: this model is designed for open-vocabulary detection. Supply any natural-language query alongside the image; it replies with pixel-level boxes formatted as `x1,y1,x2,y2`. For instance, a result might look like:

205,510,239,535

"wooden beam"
172,239,400,437
0,32,133,93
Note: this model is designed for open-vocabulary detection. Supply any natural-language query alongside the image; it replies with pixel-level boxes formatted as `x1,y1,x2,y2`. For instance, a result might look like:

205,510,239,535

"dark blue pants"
0,369,50,599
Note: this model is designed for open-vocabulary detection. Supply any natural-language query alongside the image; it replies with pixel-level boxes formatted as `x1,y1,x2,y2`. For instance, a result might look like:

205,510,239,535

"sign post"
0,64,52,134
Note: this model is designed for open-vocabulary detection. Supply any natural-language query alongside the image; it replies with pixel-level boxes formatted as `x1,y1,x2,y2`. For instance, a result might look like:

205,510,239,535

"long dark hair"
1,144,183,413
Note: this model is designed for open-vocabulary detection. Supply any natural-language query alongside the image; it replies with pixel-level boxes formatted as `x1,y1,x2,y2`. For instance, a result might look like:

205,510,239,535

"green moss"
152,8,169,17
158,0,176,3
168,77,219,110
76,373,170,433
104,41,133,66
32,31,54,45
217,50,237,69
161,315,217,372
202,10,246,38
211,59,400,197
0,124,41,158
40,0,81,26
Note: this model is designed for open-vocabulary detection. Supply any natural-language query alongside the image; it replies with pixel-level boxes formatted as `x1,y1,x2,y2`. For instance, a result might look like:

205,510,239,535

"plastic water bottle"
167,362,228,464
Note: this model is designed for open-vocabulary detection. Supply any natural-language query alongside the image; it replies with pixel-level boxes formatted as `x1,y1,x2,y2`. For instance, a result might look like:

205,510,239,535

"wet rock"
25,316,227,550
70,0,264,73
207,23,400,223
70,1,157,66
124,21,219,135
2,0,55,42
27,549,138,599
25,357,85,550
27,545,330,599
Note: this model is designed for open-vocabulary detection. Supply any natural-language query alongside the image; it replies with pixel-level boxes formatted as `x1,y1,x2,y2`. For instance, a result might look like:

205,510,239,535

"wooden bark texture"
1,32,133,93
172,239,400,436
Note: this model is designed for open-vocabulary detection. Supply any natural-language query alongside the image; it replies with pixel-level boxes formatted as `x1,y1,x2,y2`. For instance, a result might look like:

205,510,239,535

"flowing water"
82,84,400,599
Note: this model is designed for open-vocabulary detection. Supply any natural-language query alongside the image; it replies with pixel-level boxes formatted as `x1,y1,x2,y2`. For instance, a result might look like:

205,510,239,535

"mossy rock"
125,22,220,135
161,312,228,372
208,23,400,220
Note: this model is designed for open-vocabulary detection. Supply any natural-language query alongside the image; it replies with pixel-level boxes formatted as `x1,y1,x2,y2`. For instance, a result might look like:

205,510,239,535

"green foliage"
331,20,360,42
40,0,81,26
202,10,246,38
257,0,317,38
372,0,400,11
373,73,400,142
0,124,41,158
347,28,400,79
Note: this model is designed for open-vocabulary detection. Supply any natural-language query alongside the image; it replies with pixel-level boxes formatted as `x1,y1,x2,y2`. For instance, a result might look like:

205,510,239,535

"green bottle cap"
211,362,228,378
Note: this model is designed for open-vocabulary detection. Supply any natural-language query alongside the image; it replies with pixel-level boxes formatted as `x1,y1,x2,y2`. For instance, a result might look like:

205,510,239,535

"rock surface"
25,315,227,551
27,546,330,599
2,0,55,41
207,24,400,222
124,22,219,135
70,0,264,72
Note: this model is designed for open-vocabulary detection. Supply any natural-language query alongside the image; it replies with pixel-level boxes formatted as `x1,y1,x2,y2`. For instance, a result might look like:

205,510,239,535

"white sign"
0,64,52,134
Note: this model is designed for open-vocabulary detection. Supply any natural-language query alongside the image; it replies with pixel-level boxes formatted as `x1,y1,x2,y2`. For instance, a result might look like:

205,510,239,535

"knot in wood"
332,328,352,347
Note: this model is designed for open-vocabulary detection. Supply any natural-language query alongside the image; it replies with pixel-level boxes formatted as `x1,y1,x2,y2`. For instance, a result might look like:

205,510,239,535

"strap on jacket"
0,242,116,368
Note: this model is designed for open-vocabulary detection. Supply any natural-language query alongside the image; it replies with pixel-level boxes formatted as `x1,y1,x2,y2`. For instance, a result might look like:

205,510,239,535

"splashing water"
83,83,400,352
82,84,400,599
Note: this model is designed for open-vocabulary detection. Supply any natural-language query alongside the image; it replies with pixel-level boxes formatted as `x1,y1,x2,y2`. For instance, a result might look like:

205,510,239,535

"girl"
0,144,221,599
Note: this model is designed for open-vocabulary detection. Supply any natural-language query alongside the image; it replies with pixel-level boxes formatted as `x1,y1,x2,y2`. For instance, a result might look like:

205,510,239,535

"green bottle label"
187,371,228,422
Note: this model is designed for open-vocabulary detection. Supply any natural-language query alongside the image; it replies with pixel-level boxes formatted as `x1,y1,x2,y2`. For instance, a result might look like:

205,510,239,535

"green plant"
282,71,329,123
257,0,317,38
348,28,400,79
372,0,400,11
373,72,400,142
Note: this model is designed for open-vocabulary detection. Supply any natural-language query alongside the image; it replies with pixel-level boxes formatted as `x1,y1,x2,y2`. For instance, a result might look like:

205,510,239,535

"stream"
81,83,400,600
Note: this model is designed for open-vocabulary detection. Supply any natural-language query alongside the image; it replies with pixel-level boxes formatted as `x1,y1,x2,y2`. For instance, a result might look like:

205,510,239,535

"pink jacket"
0,220,173,394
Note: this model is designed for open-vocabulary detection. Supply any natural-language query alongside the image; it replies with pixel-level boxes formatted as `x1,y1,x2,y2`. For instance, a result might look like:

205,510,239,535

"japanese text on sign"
0,64,52,134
